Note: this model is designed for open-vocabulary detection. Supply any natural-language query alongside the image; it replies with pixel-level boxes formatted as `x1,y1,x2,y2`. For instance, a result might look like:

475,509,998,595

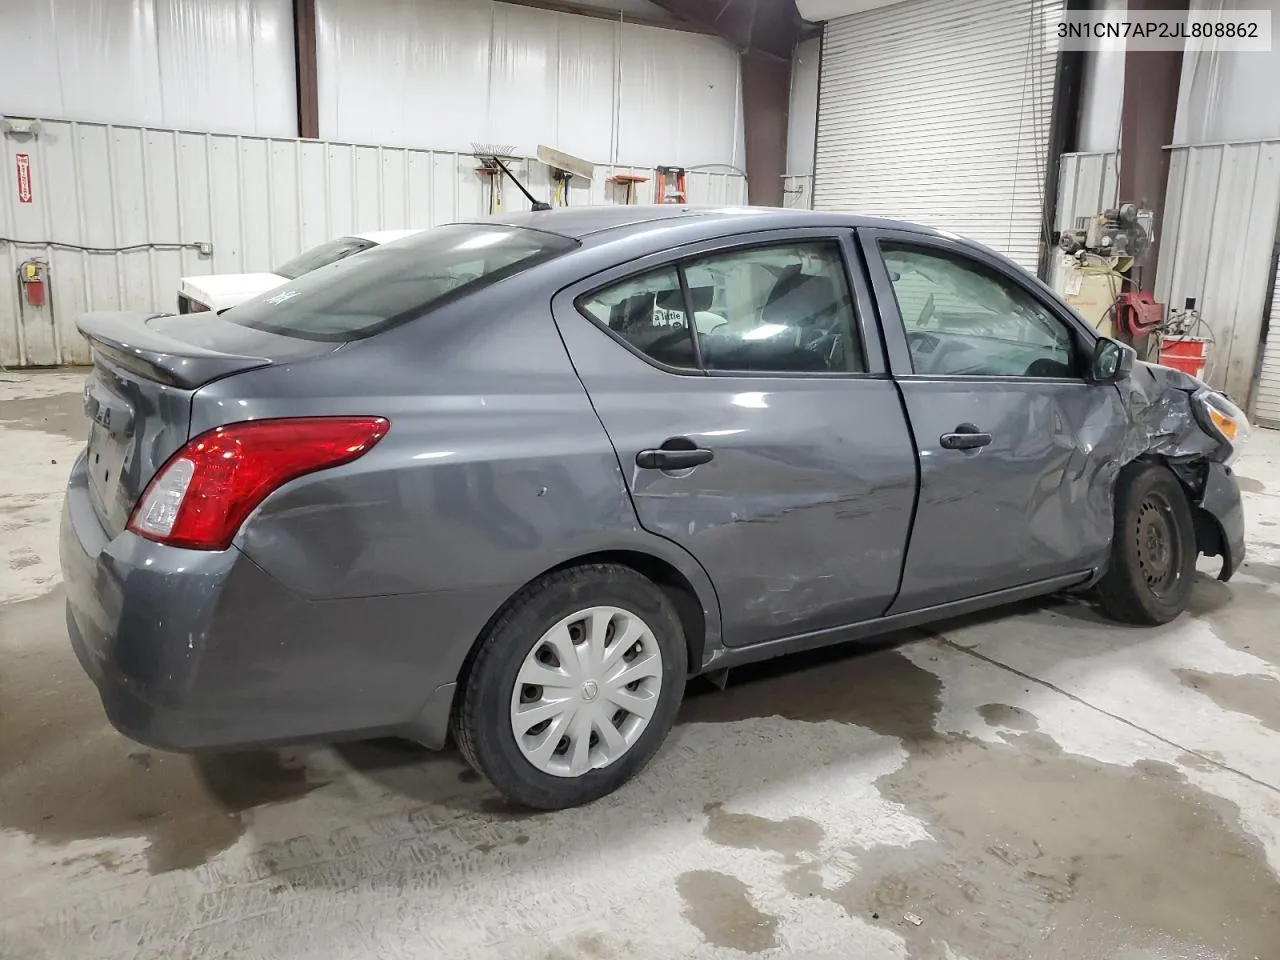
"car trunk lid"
77,310,337,536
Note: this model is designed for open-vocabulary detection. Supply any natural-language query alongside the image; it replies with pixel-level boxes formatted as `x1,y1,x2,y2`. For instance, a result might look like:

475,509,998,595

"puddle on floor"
688,643,1280,960
703,802,824,864
976,702,1040,731
1190,575,1280,668
0,391,88,441
680,630,943,744
676,869,780,954
1174,668,1280,732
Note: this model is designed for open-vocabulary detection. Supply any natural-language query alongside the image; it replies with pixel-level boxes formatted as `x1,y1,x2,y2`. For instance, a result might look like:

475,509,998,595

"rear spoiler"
78,311,273,390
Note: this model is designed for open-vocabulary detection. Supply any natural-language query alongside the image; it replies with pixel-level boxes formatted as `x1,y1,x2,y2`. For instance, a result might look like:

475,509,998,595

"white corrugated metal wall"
315,0,745,169
0,121,746,367
0,0,750,367
1155,141,1280,405
812,0,1062,271
1174,0,1280,146
0,0,297,137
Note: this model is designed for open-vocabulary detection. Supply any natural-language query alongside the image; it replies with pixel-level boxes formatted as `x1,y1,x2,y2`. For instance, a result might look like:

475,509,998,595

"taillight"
127,417,389,551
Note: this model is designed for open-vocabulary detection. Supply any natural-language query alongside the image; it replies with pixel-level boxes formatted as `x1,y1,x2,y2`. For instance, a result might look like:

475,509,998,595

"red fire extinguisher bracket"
19,260,47,309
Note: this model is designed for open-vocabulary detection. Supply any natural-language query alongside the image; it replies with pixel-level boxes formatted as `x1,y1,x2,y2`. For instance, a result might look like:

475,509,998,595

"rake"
470,143,549,214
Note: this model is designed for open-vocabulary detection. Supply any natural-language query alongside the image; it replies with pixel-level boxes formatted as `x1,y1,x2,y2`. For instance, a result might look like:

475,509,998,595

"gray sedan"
60,206,1249,809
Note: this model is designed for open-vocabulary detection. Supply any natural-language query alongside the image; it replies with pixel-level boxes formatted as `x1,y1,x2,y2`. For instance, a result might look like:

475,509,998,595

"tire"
453,563,687,810
1096,462,1197,625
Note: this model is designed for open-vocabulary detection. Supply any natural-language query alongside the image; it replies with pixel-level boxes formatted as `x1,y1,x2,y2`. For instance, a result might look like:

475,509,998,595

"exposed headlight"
1193,388,1251,465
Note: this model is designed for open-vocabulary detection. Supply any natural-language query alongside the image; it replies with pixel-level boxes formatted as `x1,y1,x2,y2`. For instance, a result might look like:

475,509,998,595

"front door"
552,229,918,647
859,228,1129,612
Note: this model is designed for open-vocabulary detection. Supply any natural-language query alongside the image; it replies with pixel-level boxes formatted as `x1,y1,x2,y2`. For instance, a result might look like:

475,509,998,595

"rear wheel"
1096,462,1197,625
454,564,687,809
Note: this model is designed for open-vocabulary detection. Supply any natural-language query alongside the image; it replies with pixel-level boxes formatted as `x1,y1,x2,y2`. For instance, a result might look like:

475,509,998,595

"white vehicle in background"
177,229,423,314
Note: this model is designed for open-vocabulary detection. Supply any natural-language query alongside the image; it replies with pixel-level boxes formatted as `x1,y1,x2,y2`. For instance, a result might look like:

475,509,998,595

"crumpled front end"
1114,361,1247,580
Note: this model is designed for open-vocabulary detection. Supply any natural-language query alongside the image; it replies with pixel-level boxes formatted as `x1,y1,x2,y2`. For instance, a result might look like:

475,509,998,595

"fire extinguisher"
19,259,47,308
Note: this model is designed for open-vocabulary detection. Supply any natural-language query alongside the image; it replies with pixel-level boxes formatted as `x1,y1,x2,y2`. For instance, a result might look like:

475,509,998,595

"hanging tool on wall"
471,143,552,215
655,165,687,204
472,143,516,214
536,145,594,207
608,173,648,205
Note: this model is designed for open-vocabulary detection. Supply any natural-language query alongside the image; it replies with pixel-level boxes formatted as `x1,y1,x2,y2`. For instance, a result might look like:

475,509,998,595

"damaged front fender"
1115,361,1244,581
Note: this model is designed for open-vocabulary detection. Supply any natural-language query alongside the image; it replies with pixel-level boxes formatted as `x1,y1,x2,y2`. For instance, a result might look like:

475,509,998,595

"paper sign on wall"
16,154,33,203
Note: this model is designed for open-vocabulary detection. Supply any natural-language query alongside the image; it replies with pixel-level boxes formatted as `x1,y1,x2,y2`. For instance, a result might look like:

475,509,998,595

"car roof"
353,228,424,244
456,205,951,242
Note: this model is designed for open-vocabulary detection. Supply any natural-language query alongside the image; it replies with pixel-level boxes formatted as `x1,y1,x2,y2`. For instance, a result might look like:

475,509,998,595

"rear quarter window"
227,225,577,342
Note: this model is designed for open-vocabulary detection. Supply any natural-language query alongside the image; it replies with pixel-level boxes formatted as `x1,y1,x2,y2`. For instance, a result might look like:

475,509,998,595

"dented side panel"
887,379,1127,612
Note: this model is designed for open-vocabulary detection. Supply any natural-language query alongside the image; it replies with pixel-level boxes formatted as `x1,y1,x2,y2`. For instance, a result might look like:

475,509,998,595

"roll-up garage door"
1255,251,1280,428
813,0,1063,272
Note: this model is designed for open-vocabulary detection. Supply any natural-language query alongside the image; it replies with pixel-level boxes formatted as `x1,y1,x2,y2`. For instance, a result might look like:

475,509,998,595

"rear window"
228,224,577,342
274,237,377,280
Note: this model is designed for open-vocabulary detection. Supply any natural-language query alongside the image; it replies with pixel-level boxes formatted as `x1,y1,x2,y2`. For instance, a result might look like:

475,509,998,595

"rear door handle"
636,442,714,471
940,423,992,450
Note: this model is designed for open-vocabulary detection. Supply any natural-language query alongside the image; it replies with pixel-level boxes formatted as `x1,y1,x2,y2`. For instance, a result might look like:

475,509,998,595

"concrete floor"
2,370,1280,960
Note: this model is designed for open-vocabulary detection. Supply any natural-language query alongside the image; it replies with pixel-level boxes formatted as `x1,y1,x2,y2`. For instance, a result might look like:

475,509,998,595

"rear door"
552,228,918,648
858,227,1128,612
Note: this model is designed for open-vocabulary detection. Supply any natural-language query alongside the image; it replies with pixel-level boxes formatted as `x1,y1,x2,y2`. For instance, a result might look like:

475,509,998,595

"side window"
578,267,698,370
683,242,865,373
881,243,1078,379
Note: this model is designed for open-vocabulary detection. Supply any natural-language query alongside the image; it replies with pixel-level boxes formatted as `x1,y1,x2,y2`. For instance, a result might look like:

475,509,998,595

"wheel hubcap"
1134,494,1181,597
510,606,663,779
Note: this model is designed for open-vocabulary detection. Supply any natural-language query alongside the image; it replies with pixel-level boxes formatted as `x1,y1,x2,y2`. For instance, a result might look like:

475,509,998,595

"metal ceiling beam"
645,0,805,61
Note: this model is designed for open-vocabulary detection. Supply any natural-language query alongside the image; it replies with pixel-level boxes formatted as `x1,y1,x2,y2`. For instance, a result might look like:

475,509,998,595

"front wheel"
454,564,687,810
1096,462,1198,625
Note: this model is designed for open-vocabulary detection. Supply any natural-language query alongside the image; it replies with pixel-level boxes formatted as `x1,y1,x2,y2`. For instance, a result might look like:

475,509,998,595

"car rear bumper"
60,454,489,751
1199,461,1246,582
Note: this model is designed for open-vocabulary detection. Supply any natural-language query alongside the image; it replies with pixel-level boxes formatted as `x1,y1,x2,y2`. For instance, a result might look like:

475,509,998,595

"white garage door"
813,0,1063,271
1255,252,1280,428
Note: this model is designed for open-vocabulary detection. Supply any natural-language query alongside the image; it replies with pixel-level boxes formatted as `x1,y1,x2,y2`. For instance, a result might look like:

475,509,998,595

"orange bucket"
1157,337,1210,381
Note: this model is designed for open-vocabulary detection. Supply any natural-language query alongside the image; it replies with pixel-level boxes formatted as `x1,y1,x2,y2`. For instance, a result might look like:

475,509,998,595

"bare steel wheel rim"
510,606,664,779
1135,493,1182,598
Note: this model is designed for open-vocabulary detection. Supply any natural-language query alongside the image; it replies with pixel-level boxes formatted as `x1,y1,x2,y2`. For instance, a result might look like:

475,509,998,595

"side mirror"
1089,337,1135,383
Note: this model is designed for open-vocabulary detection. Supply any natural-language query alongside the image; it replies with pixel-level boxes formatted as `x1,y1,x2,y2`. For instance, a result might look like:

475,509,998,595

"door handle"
940,423,992,450
636,440,714,470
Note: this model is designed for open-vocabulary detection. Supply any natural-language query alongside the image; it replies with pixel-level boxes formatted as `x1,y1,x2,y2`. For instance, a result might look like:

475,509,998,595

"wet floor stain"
864,735,1280,960
675,870,780,954
680,630,943,744
1190,575,1280,667
976,702,1040,731
688,642,1280,959
1239,559,1280,587
702,802,824,864
0,391,88,441
1174,668,1280,732
0,588,328,874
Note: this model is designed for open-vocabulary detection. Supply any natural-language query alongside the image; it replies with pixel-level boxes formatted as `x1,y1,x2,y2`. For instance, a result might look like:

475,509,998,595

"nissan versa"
60,206,1248,809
